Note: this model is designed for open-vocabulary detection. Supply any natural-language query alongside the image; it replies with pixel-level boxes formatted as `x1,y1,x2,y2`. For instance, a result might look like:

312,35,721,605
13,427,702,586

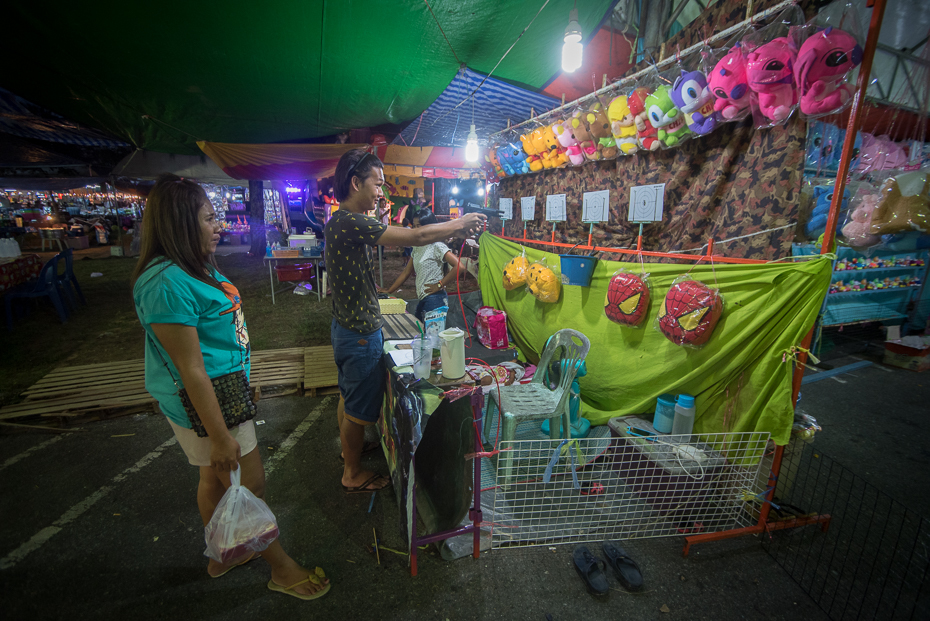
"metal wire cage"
489,431,770,548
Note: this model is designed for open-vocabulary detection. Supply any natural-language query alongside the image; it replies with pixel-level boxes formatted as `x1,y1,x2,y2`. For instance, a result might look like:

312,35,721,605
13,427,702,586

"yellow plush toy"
607,95,639,155
526,261,561,303
503,254,529,290
520,130,544,173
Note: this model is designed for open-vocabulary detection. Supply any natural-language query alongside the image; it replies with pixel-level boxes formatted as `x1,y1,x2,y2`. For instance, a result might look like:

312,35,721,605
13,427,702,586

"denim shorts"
331,319,385,425
415,291,448,322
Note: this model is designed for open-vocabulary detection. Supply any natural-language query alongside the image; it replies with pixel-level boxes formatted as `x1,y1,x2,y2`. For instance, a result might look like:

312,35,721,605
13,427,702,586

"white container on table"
439,328,466,380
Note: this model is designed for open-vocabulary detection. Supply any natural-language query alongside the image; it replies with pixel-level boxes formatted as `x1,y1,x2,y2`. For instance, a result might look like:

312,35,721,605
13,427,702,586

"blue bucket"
559,255,598,286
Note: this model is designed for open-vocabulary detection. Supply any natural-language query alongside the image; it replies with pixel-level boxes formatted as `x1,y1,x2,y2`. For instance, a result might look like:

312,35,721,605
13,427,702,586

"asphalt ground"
1,393,832,621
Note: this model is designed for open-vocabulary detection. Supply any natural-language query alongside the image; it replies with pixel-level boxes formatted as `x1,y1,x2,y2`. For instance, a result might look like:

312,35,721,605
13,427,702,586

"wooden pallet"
303,346,339,397
0,347,313,423
251,348,305,394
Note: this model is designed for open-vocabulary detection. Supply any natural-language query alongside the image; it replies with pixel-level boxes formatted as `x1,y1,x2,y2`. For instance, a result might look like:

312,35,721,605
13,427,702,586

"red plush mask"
657,280,723,346
605,272,650,326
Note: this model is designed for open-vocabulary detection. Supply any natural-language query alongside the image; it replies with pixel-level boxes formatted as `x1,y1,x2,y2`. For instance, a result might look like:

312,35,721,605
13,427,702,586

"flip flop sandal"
267,567,331,601
572,546,610,596
339,440,381,462
342,473,391,494
602,541,644,591
209,552,257,579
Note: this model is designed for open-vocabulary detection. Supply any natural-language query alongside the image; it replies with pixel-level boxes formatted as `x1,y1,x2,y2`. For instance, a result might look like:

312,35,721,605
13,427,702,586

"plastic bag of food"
204,467,278,564
655,276,723,347
604,269,651,327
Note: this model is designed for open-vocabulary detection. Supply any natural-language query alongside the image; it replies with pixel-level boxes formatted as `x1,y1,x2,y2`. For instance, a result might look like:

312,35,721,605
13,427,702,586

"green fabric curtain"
478,234,832,445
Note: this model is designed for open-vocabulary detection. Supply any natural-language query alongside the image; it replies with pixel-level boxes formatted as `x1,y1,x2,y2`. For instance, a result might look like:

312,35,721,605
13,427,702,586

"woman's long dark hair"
131,173,223,290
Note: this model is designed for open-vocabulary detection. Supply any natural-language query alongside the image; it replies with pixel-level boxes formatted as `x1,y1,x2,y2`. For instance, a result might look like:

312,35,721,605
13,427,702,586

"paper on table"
389,349,415,366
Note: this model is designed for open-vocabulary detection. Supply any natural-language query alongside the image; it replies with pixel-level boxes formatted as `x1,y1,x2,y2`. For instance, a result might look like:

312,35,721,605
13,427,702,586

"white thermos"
439,327,466,379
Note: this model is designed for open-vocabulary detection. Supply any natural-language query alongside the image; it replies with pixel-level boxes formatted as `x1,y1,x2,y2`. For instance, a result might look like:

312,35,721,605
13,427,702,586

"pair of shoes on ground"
573,541,644,596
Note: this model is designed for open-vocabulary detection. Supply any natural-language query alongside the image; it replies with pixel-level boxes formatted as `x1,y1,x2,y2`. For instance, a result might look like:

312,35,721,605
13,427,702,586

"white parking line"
265,396,334,476
0,436,65,473
0,437,177,571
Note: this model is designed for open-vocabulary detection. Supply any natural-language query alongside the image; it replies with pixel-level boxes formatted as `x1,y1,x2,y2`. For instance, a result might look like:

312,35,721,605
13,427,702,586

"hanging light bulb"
465,124,479,162
478,187,485,197
562,6,583,73
452,185,459,195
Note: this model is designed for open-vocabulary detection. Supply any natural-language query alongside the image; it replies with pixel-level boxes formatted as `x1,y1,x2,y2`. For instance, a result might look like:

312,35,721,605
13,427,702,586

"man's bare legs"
339,395,388,490
198,450,329,595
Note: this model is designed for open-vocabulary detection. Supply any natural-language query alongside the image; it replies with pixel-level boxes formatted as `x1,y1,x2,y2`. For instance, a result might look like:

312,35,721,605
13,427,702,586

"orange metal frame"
682,0,887,556
491,0,887,557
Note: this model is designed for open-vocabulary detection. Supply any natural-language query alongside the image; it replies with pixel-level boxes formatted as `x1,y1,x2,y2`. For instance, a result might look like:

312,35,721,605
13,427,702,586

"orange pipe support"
497,234,767,264
822,0,887,251
684,0,887,557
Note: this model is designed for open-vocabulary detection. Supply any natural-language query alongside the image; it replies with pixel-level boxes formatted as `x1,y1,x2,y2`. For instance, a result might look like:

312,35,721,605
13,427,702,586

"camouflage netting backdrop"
493,115,805,261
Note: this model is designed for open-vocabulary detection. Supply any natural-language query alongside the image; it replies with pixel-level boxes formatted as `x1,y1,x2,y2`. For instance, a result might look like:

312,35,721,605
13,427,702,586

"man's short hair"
333,149,384,202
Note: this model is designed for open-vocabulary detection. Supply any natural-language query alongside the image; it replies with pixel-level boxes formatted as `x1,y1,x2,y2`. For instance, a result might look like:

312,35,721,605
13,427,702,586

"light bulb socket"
564,7,581,40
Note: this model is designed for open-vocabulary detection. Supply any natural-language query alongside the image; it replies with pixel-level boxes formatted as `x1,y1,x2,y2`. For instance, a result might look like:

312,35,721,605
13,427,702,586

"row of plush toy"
485,5,863,179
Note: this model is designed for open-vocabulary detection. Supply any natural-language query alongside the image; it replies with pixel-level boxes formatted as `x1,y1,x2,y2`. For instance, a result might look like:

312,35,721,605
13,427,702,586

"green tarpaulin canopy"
2,1,613,155
478,234,833,445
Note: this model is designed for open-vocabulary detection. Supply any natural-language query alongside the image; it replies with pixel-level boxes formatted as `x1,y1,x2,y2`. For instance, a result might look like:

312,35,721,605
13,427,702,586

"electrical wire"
423,0,464,65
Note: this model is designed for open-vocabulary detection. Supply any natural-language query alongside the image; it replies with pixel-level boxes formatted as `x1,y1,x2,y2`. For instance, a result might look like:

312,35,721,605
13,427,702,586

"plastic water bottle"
672,394,696,437
653,393,676,434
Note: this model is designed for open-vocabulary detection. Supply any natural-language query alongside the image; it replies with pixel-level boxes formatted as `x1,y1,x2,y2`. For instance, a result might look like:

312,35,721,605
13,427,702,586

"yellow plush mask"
503,255,529,290
526,262,561,303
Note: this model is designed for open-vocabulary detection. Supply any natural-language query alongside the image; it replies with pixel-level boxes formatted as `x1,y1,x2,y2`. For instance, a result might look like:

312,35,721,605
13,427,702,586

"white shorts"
167,419,258,467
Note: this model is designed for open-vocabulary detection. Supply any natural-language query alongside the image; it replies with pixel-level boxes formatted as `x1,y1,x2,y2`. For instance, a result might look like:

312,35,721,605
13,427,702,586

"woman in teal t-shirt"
132,174,329,601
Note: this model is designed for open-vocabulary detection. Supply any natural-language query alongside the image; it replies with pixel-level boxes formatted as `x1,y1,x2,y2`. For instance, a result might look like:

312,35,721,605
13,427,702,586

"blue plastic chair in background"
5,255,69,331
55,247,86,308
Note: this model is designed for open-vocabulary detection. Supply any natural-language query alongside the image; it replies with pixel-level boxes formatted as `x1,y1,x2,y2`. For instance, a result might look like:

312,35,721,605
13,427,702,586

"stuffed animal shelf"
795,27,863,116
709,45,751,120
627,88,661,152
746,37,799,122
671,70,718,135
607,95,639,155
645,86,691,147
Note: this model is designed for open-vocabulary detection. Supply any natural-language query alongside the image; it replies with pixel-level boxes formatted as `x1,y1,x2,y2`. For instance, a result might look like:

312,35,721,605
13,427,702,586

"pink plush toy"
855,134,909,174
709,45,751,120
841,192,881,247
795,27,863,116
745,36,799,122
552,118,585,165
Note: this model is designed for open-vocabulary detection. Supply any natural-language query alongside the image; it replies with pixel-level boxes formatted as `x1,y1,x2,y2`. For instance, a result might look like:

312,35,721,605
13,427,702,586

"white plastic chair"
486,329,590,485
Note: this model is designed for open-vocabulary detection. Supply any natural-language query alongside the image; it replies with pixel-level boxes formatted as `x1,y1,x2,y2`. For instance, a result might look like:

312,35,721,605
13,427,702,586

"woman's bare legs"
198,449,329,595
